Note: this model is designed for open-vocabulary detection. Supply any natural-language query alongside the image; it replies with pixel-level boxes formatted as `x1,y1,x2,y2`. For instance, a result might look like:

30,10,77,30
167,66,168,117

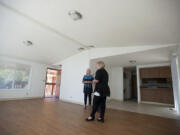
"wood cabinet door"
159,67,171,78
141,88,174,104
140,68,149,78
140,66,171,78
147,67,160,78
140,67,160,78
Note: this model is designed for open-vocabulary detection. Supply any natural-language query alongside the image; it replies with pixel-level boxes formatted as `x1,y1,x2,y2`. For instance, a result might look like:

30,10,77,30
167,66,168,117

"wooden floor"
0,99,180,135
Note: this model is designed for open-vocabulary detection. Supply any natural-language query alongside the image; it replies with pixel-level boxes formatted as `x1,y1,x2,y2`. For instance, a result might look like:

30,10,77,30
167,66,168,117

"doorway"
123,67,137,102
44,68,61,100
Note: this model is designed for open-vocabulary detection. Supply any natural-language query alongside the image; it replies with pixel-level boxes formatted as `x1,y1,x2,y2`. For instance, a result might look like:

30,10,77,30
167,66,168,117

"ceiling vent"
68,10,82,21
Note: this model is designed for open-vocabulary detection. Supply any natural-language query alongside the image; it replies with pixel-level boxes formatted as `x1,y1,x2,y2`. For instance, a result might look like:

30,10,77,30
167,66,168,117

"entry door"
45,69,57,97
55,70,61,98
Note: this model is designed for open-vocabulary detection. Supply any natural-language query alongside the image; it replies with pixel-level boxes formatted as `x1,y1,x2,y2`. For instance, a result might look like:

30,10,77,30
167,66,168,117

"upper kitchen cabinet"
140,66,171,78
159,67,171,78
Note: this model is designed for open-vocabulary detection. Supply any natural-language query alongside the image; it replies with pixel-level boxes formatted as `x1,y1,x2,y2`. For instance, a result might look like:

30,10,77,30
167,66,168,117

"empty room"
0,0,180,135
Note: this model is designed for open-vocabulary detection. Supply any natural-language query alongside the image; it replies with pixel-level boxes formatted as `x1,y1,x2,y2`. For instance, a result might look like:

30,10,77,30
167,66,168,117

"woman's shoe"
97,118,104,123
85,116,94,122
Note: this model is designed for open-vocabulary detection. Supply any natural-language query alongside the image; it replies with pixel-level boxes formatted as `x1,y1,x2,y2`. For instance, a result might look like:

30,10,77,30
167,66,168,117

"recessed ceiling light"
78,47,85,51
87,45,95,48
68,10,82,21
172,53,177,57
23,40,33,46
129,60,136,64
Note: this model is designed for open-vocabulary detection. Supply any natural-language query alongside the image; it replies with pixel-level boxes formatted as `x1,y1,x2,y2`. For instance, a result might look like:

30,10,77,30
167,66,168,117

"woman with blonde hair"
82,68,94,109
86,61,110,123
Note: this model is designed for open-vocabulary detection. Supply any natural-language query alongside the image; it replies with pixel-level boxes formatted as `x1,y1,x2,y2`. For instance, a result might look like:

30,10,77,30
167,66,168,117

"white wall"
110,67,124,101
0,56,47,100
171,44,180,114
59,50,124,103
59,51,90,104
171,56,180,114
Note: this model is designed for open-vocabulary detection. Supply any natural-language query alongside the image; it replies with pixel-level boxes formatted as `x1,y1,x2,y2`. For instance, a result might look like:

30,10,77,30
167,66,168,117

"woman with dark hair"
86,61,110,123
82,68,94,109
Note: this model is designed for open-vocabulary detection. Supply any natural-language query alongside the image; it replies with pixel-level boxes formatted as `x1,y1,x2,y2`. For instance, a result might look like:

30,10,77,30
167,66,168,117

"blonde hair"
86,68,91,73
96,61,105,68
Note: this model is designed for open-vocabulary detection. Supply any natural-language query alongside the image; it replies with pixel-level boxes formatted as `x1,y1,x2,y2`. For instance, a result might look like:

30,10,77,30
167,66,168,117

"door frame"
123,66,137,101
44,68,61,98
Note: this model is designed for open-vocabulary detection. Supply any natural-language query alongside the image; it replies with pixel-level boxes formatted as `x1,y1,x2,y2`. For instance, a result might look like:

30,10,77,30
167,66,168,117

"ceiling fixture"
129,60,136,64
171,53,177,57
87,45,95,48
23,40,33,46
78,47,85,51
68,10,82,21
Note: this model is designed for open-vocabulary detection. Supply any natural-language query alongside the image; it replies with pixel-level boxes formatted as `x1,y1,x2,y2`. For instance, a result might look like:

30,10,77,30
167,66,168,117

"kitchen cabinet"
140,66,173,104
140,66,171,78
141,88,174,104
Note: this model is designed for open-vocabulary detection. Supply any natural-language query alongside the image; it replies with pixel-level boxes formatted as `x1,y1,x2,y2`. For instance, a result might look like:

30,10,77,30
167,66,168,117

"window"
0,61,31,90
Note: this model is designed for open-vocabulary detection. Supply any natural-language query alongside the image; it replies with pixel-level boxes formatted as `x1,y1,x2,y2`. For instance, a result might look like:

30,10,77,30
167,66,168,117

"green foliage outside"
0,68,29,85
14,70,29,82
0,69,14,84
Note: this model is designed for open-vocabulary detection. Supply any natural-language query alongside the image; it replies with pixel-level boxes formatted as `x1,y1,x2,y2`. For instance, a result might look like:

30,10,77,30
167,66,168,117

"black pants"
84,93,92,105
90,96,106,119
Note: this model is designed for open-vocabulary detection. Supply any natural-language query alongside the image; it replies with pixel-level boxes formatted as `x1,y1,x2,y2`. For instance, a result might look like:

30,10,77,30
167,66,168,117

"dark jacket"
94,68,110,97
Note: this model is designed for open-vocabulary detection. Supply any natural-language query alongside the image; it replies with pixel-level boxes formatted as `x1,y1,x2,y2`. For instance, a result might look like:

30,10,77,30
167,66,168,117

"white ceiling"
0,2,82,64
91,46,177,67
0,0,180,64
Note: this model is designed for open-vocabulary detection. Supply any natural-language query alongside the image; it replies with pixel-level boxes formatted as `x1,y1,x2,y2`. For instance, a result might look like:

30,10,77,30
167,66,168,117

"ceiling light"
68,10,82,21
87,45,95,48
129,60,136,64
78,47,85,51
171,53,177,57
23,40,33,46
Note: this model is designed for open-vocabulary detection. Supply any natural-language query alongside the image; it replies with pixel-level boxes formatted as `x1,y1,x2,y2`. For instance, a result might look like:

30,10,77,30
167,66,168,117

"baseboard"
0,96,43,101
60,99,84,106
141,101,174,107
